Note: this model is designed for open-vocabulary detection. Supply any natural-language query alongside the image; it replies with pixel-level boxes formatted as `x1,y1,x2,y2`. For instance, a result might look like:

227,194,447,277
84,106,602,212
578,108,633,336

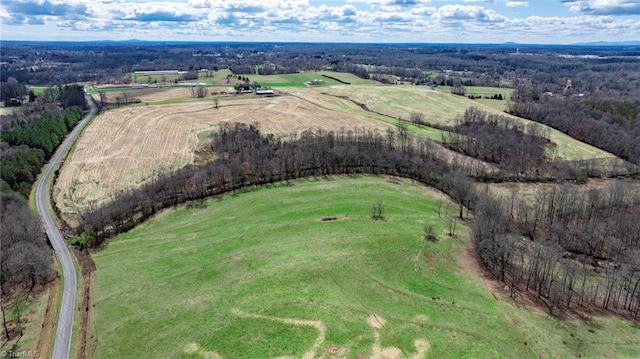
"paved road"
35,95,97,359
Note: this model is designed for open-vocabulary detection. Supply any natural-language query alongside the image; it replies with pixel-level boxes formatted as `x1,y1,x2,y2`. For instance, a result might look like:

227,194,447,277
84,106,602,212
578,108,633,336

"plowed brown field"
55,94,391,226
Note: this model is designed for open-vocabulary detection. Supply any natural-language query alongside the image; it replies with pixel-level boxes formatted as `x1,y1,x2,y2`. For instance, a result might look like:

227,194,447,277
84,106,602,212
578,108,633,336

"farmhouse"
256,89,275,96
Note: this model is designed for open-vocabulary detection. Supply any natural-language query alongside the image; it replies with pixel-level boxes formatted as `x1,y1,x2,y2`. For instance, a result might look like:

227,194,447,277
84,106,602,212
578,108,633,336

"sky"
1,0,639,44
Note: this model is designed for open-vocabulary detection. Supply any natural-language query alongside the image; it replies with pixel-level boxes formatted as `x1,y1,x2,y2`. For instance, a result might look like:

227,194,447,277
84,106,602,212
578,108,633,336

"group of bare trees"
190,86,208,98
1,193,54,340
443,107,550,174
473,183,640,316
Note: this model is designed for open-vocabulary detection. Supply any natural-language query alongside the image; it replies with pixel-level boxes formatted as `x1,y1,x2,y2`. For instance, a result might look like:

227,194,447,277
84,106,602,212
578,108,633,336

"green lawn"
27,86,47,95
91,176,638,359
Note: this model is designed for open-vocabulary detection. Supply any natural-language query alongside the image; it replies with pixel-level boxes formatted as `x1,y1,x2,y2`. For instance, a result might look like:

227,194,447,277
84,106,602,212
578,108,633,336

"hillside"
90,177,640,359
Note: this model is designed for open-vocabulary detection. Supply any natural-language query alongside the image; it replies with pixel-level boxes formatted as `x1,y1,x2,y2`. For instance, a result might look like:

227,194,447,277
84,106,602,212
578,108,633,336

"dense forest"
0,84,86,197
2,41,639,88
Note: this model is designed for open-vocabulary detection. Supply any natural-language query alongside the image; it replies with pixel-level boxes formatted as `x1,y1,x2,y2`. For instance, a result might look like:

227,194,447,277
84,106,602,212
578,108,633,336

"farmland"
56,82,619,228
434,85,513,112
92,86,232,104
321,85,615,161
54,92,391,226
235,71,376,87
90,176,640,359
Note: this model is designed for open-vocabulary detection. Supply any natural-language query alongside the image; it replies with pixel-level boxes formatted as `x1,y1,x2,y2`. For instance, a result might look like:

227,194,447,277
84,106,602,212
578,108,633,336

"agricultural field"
92,87,233,105
90,176,640,359
235,71,376,87
54,93,391,227
321,85,614,161
0,106,17,115
434,85,513,112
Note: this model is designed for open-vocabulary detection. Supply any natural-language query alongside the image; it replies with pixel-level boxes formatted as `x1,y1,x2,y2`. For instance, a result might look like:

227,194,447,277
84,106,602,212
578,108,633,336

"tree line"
1,106,83,196
77,123,479,246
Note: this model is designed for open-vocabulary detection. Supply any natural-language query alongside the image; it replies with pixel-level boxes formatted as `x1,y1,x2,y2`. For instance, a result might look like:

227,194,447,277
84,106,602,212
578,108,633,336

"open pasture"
54,94,391,226
322,85,614,161
236,71,376,87
90,176,640,359
435,85,513,112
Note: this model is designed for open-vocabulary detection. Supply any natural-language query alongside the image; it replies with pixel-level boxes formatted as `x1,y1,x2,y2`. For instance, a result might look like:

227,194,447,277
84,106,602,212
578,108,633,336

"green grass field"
322,85,613,161
90,176,639,359
27,86,47,95
435,86,513,112
236,71,376,88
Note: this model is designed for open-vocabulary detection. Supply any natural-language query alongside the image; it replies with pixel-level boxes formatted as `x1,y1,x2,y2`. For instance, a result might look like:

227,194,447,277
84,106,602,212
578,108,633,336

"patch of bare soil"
367,314,430,359
367,314,386,329
322,344,346,358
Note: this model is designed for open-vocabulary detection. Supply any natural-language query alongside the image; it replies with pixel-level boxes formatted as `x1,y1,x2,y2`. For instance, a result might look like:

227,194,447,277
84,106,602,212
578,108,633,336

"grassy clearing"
322,85,614,161
236,71,375,87
90,176,639,359
27,86,47,95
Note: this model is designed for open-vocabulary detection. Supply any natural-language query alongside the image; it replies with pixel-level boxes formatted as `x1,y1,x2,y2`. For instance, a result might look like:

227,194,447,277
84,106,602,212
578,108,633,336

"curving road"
35,95,97,359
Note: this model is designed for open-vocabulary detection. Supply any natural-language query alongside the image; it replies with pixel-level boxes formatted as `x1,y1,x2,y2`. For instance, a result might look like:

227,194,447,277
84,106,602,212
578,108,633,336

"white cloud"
433,5,506,22
1,0,639,43
506,1,528,7
562,0,640,15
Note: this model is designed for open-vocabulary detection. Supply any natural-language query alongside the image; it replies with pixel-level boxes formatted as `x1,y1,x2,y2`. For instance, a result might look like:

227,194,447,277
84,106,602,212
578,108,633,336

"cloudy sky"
1,0,639,43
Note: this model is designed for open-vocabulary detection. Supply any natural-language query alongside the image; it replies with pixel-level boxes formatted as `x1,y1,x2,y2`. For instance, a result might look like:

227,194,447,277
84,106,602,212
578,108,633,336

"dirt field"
91,87,237,104
55,94,392,227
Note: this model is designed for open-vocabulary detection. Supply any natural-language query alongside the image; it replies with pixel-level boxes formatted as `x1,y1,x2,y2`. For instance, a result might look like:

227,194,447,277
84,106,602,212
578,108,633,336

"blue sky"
1,0,639,43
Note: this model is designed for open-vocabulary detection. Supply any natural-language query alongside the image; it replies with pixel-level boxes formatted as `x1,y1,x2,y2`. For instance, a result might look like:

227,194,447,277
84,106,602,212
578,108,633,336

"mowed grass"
91,176,639,359
435,86,513,112
322,85,614,161
237,71,376,87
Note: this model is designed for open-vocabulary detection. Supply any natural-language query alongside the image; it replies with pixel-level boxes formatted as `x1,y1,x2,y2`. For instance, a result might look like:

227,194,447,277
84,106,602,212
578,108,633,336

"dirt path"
367,314,430,359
